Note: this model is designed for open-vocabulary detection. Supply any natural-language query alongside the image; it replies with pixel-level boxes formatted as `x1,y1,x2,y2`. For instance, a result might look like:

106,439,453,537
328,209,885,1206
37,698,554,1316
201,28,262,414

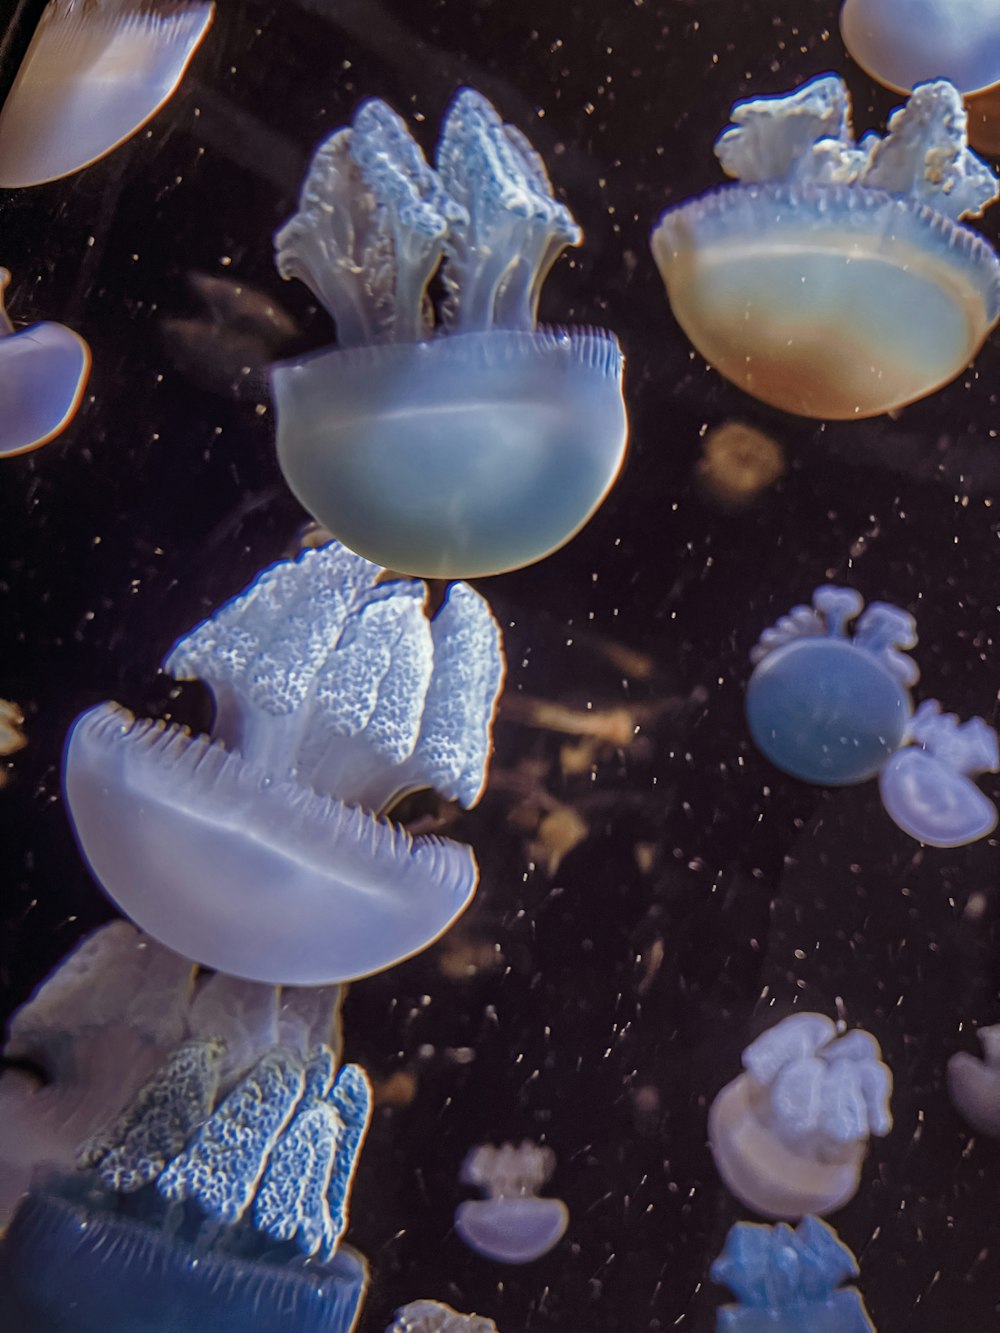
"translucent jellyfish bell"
0,940,371,1333
454,1140,569,1264
63,540,505,985
271,88,629,579
0,268,90,457
747,585,999,847
946,1024,1000,1137
0,0,215,189
651,75,1000,420
712,1215,875,1332
840,0,1000,98
708,1013,893,1219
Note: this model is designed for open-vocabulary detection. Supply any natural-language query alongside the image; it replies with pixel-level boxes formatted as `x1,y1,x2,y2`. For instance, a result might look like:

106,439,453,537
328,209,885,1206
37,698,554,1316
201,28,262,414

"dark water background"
1,0,999,1328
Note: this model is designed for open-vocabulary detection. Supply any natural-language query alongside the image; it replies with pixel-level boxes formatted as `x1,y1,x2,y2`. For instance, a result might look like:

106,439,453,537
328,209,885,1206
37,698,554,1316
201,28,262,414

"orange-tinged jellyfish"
651,76,1000,420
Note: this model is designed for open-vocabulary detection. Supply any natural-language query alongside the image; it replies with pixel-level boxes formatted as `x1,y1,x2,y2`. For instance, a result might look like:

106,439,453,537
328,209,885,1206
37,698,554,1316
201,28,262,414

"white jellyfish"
454,1140,569,1264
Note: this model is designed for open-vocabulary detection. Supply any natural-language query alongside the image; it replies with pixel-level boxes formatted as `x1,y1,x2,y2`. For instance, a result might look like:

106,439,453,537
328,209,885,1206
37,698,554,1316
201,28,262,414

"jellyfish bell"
271,88,628,579
453,1141,569,1264
0,268,90,457
839,0,1000,99
0,0,215,189
62,540,505,986
651,75,1000,420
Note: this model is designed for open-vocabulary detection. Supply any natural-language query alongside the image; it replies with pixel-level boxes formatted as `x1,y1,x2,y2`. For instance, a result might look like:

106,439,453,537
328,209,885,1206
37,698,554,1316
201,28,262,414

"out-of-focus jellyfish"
651,75,1000,420
0,921,344,1229
63,540,504,985
386,1302,499,1333
272,88,628,579
695,420,785,510
0,696,27,789
712,1215,875,1332
0,268,90,457
0,967,371,1331
747,585,999,847
454,1140,569,1263
840,0,1000,99
0,0,215,189
947,1024,1000,1136
708,1012,893,1218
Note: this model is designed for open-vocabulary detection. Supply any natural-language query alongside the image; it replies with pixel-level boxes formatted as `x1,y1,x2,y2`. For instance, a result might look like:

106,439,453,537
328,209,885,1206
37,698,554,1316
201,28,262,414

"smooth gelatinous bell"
840,0,1000,97
651,76,1000,420
273,329,626,579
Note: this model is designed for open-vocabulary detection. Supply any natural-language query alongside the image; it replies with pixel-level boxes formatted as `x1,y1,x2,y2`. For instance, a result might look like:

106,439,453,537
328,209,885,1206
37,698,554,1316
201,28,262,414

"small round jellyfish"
712,1215,875,1332
386,1302,499,1333
747,585,999,848
840,0,1000,99
454,1141,569,1264
708,1012,893,1219
0,268,90,457
0,0,215,189
946,1024,1000,1137
272,88,629,579
62,540,505,985
651,75,1000,420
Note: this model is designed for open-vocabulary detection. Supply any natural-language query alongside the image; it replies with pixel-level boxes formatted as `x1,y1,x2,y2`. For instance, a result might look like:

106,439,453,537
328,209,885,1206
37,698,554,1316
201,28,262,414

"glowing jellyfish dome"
840,0,1000,98
651,75,1000,420
271,88,629,579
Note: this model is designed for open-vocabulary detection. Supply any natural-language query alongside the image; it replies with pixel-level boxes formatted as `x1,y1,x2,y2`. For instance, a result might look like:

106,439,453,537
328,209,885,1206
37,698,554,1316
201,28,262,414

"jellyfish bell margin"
271,88,629,580
62,540,505,986
650,75,1000,421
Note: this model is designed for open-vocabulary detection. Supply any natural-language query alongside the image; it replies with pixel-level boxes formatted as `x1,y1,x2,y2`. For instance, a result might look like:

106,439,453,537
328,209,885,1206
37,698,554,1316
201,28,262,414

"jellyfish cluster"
4,0,1000,1328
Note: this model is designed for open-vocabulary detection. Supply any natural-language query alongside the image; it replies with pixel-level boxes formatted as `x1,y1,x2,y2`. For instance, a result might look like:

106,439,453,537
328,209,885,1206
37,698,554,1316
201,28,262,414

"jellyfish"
708,1012,893,1219
62,539,505,986
386,1303,499,1333
0,0,215,189
271,87,629,579
712,1215,875,1332
453,1140,569,1264
650,75,1000,420
746,585,999,847
946,1024,1000,1137
0,268,90,457
839,0,1000,100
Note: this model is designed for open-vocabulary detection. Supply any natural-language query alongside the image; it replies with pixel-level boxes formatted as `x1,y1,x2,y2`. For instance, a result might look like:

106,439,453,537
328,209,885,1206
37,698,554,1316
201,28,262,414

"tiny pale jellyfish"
840,0,1000,99
0,923,371,1332
0,268,90,457
708,1012,893,1219
0,0,215,189
386,1302,499,1333
747,585,999,847
651,75,1000,420
712,1215,875,1332
271,88,629,579
62,539,505,985
947,1023,1000,1137
454,1140,569,1264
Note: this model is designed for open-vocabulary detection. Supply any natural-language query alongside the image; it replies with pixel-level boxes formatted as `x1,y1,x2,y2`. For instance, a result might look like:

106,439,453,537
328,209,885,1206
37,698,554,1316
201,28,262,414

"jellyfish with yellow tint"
0,268,90,457
651,75,1000,420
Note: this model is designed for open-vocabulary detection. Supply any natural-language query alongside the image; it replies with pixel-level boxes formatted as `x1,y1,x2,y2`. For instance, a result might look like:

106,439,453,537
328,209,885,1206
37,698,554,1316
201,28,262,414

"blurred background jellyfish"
947,1024,1000,1137
747,585,999,847
271,88,629,579
650,74,1000,420
0,0,215,189
454,1140,569,1264
708,1012,893,1219
712,1215,875,1332
386,1302,499,1333
0,922,373,1332
0,267,90,457
63,539,505,985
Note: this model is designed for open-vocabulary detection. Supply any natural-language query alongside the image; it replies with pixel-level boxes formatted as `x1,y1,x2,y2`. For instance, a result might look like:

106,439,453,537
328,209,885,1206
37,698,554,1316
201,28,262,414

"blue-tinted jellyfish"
0,923,370,1332
386,1302,499,1333
712,1215,875,1332
650,75,1000,420
708,1012,893,1219
0,268,90,457
271,88,629,579
453,1140,569,1264
947,1023,1000,1137
62,539,505,985
840,0,1000,98
747,585,999,847
0,0,215,189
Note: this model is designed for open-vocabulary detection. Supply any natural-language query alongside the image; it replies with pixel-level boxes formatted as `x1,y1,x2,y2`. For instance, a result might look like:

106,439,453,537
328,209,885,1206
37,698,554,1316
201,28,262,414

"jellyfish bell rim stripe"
63,700,480,986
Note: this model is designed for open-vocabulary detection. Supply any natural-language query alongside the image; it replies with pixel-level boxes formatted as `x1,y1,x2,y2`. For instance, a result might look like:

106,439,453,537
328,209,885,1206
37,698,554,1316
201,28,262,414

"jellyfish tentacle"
854,602,920,688
324,1063,373,1260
